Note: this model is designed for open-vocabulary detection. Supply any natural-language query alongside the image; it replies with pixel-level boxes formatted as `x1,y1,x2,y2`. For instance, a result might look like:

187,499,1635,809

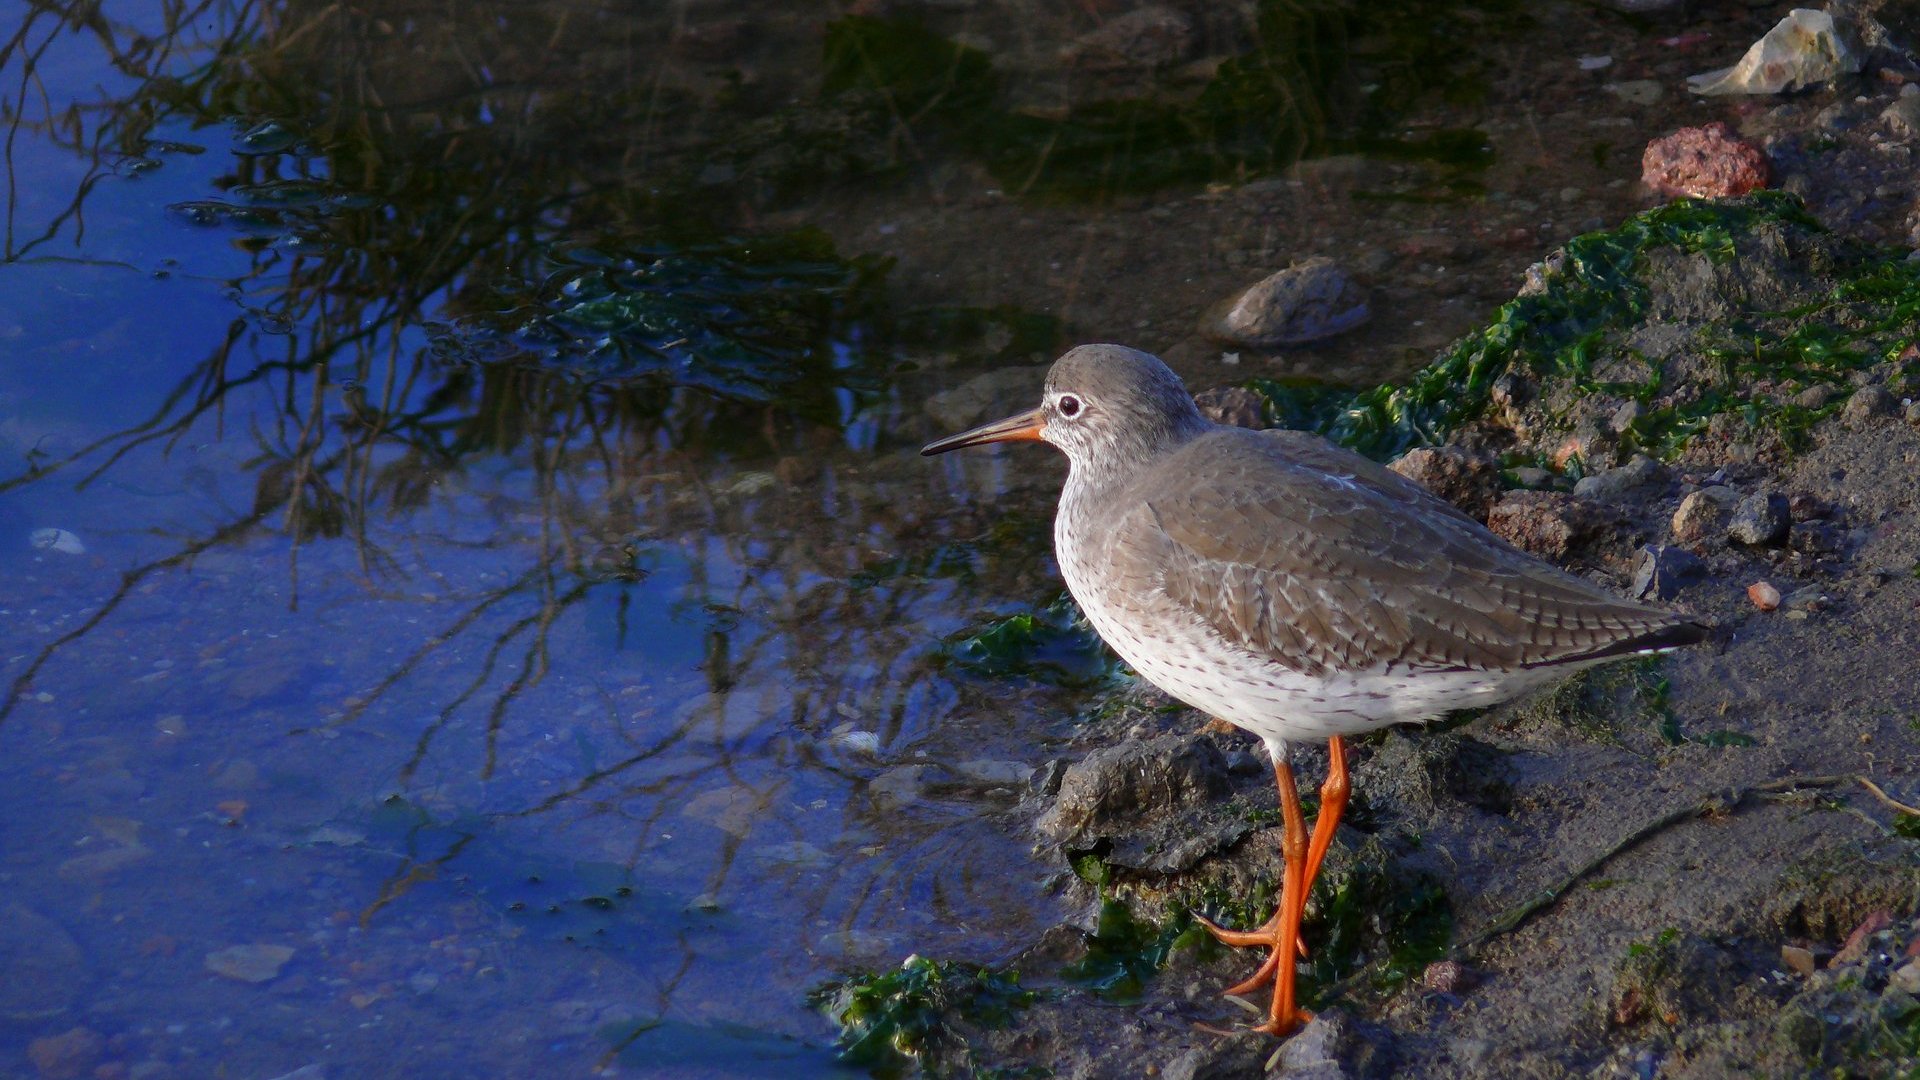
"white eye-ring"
1055,394,1083,418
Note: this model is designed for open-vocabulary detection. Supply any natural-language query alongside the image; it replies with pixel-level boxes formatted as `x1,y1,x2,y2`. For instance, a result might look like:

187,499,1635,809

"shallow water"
0,1,1757,1076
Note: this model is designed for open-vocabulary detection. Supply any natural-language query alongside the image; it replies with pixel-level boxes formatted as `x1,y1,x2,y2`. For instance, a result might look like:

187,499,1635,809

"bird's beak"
920,406,1047,456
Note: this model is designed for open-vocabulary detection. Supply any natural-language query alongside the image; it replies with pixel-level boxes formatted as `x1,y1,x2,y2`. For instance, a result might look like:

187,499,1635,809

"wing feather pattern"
1100,429,1705,678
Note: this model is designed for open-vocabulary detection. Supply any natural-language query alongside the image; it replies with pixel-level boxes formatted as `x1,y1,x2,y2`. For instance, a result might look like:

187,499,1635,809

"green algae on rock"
1249,193,1920,467
809,955,1036,1075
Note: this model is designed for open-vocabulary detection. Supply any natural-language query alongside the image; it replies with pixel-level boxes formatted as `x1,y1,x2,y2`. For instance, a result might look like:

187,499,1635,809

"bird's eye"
1056,394,1082,418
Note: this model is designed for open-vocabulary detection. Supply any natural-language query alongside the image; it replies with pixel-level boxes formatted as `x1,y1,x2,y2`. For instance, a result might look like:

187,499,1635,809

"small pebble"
1728,492,1790,546
1780,944,1817,976
1843,385,1897,425
1748,581,1782,611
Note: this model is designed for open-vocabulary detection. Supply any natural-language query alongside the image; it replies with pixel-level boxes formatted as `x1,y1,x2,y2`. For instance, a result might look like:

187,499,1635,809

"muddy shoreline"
809,7,1920,1078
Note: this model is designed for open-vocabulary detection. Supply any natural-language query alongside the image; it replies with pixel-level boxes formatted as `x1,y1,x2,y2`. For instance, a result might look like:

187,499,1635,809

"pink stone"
1641,123,1771,199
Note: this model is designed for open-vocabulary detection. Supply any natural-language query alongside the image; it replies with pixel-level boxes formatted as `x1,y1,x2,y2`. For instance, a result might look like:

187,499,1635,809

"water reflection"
1,2,1085,1075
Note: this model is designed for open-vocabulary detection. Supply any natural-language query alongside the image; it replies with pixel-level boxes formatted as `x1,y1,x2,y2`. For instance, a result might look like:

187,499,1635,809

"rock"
0,905,86,1020
204,943,296,983
1572,454,1664,501
1687,10,1862,96
1729,492,1791,546
1275,1009,1372,1079
28,528,86,555
1036,734,1230,842
1748,581,1782,611
1908,400,1920,426
1388,445,1502,517
1059,6,1194,73
1486,491,1614,560
27,1027,104,1080
1787,493,1829,522
1671,487,1740,543
949,758,1031,788
1507,465,1555,490
1162,1033,1271,1080
1192,386,1266,429
1640,123,1771,198
1892,958,1920,995
869,764,941,809
1423,959,1470,993
1608,399,1645,434
1200,257,1370,347
1884,94,1920,138
1356,730,1512,819
1793,383,1839,409
1780,944,1817,976
1632,545,1706,601
1842,384,1898,425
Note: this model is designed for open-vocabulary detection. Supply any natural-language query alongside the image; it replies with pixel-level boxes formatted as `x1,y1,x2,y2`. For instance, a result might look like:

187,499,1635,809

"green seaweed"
810,955,1036,1075
1328,193,1823,459
942,593,1120,688
1063,898,1206,1001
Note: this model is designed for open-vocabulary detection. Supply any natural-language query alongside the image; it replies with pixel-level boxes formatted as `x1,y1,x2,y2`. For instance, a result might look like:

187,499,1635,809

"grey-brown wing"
1106,430,1697,677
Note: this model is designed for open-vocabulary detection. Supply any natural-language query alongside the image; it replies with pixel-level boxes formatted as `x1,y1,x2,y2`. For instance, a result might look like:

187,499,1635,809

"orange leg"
1193,738,1350,1036
1195,753,1313,1036
1297,736,1349,927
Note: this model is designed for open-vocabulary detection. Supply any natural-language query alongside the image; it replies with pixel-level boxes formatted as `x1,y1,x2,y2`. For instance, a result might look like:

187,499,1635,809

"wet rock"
1607,932,1736,1028
949,758,1031,789
1573,454,1665,502
0,905,86,1021
1748,581,1782,611
27,1026,104,1080
1640,123,1771,199
870,764,942,809
1687,10,1862,96
1608,399,1644,434
1037,734,1230,842
1671,487,1740,543
204,943,296,983
1389,445,1502,517
1059,6,1193,73
1486,491,1615,560
1842,384,1898,425
1884,94,1920,138
1729,492,1791,546
1275,1009,1373,1079
1632,545,1705,601
1355,730,1512,819
1200,257,1370,348
1193,386,1266,430
1162,1033,1271,1080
